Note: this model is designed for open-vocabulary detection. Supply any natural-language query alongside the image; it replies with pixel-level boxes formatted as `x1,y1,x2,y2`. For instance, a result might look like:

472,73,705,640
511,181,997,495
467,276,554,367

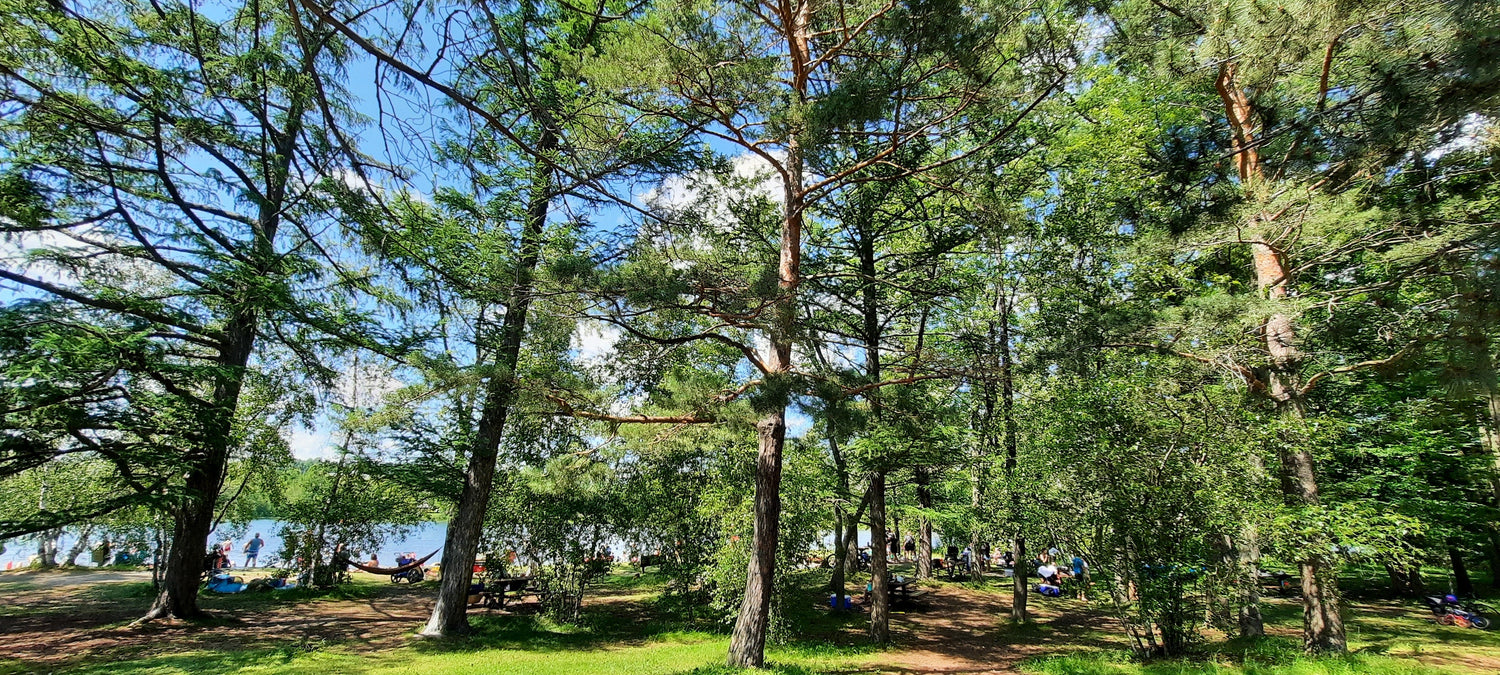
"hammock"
346,549,440,576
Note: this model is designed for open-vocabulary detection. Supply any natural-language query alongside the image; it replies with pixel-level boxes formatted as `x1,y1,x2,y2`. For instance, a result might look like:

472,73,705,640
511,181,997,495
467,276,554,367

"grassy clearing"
3,567,1497,674
25,628,856,675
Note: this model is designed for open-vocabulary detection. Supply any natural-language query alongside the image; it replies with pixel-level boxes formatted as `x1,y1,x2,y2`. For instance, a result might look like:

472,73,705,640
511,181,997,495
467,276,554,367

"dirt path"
862,585,1118,674
0,571,437,666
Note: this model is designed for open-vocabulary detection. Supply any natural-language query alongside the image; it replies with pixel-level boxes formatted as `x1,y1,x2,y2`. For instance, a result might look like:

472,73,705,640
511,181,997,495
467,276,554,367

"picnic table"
471,576,547,610
887,577,927,605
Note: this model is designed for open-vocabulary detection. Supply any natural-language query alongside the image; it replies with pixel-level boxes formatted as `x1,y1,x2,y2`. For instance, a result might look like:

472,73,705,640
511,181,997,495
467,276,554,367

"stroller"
1424,594,1493,629
391,553,426,583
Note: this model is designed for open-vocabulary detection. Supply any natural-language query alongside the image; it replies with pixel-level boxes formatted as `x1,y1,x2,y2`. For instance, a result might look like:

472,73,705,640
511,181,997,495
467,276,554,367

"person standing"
903,535,915,563
243,533,265,568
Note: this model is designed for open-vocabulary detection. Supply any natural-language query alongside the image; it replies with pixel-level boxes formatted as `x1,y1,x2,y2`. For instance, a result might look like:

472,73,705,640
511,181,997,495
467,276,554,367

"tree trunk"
1238,526,1265,636
727,97,804,666
34,528,60,567
1011,536,1028,622
845,503,862,579
1384,563,1425,597
726,407,787,667
143,308,257,621
422,128,556,637
1473,350,1500,587
915,468,932,579
829,435,849,598
1282,432,1345,653
830,505,847,596
1218,60,1343,653
1234,450,1267,637
64,525,95,567
869,471,890,644
1450,546,1474,597
997,281,1025,622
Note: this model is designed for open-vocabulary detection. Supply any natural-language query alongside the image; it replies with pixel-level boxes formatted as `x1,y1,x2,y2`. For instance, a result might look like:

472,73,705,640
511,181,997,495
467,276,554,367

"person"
886,533,898,561
1036,561,1060,586
92,540,112,567
368,552,379,566
1071,555,1088,600
1002,550,1014,569
960,545,973,572
903,535,915,562
332,544,351,573
243,533,264,568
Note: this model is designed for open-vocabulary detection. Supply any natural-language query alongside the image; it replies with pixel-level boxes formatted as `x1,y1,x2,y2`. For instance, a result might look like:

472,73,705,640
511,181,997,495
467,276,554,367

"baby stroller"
391,553,426,583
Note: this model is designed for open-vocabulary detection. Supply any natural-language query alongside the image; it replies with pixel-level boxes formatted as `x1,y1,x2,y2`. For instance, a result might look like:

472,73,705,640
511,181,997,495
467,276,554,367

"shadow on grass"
5,644,367,675
1024,634,1481,675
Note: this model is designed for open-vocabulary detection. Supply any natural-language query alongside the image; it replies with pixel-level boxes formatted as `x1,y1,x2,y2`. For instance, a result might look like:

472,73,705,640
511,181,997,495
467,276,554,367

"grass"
4,566,1498,674
22,629,850,675
1025,650,1472,675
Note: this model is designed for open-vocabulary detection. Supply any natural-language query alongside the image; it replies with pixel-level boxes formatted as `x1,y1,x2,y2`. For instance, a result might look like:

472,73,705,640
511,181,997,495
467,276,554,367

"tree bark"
1384,562,1425,597
727,407,787,667
1237,526,1265,636
1471,343,1500,586
34,528,60,567
422,127,556,637
997,281,1026,621
829,436,849,599
143,300,259,621
1011,536,1028,623
64,525,95,567
1217,60,1344,654
1450,546,1474,597
915,468,933,579
869,471,890,644
727,89,803,666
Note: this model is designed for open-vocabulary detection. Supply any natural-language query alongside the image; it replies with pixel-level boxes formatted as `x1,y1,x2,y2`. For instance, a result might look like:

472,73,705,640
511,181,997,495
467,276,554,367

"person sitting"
1037,561,1060,586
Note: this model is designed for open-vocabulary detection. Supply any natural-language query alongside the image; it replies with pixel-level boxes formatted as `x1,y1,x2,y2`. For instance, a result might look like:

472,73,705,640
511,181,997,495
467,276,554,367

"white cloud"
571,320,622,366
287,426,334,460
642,152,785,216
334,361,405,408
786,409,812,438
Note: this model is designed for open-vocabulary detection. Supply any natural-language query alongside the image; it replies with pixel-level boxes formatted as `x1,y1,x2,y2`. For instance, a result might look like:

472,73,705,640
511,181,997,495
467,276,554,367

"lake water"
1,519,452,569
3,520,948,569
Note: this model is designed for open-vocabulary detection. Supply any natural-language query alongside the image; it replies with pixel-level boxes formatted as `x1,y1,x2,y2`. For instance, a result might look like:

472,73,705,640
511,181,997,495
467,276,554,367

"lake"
1,520,451,569
3,520,949,569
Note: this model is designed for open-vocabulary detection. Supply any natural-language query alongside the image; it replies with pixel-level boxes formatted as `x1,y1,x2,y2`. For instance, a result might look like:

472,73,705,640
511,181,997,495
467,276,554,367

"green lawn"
1,567,1497,675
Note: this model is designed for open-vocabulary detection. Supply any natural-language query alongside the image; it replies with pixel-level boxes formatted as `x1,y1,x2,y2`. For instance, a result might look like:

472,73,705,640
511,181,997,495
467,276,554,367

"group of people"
206,532,266,570
89,540,149,567
1033,547,1088,599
